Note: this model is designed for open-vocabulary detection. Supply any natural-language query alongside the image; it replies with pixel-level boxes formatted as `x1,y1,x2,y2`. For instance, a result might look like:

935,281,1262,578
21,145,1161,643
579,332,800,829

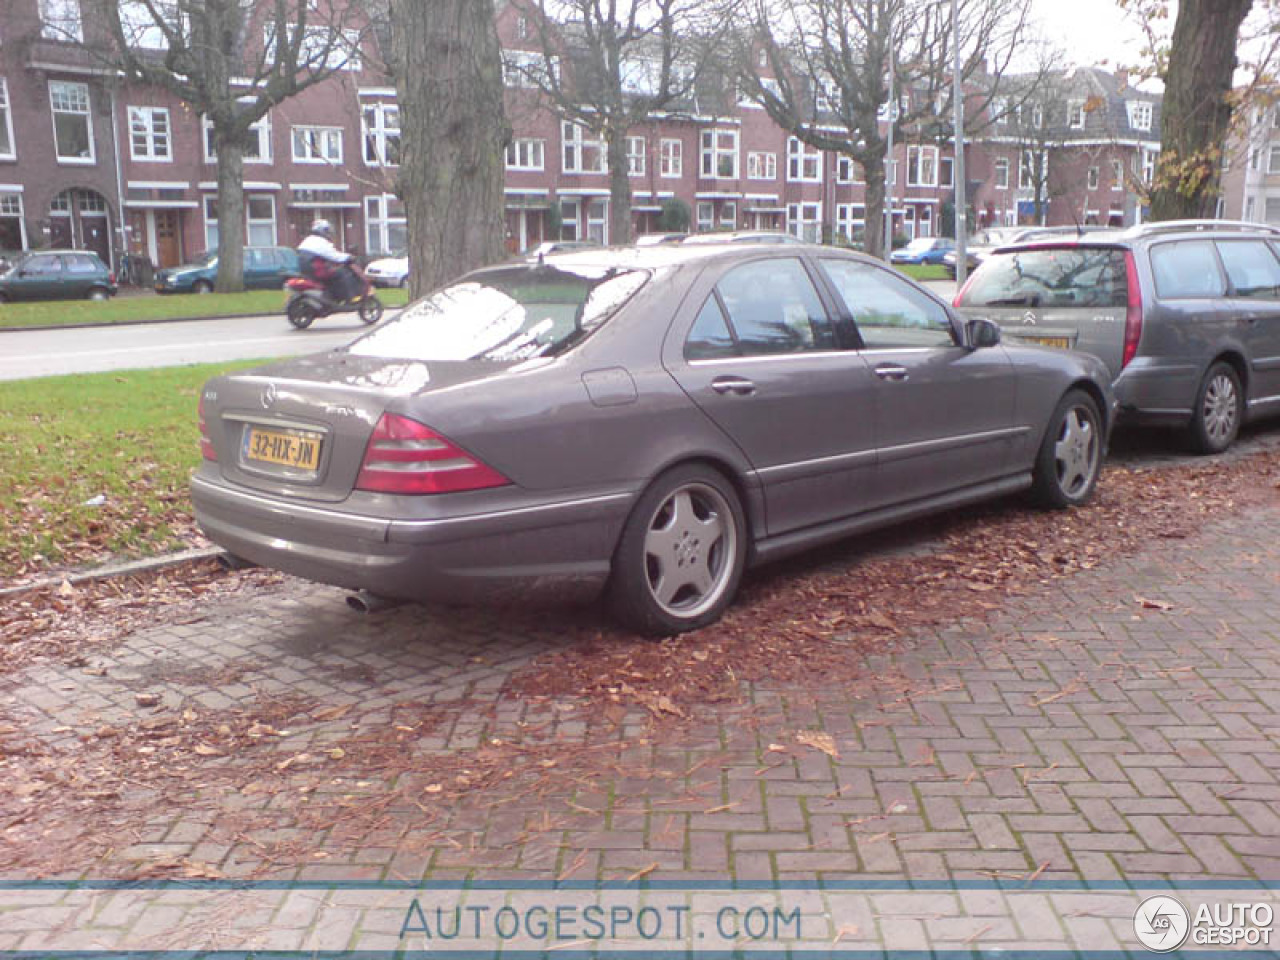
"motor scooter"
285,261,384,329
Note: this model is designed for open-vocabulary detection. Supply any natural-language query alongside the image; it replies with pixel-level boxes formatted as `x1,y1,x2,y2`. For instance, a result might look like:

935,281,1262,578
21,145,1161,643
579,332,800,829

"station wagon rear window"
348,264,648,362
958,246,1127,309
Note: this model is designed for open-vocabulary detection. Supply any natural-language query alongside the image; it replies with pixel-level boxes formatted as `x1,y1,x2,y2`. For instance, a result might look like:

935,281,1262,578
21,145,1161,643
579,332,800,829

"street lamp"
951,0,967,286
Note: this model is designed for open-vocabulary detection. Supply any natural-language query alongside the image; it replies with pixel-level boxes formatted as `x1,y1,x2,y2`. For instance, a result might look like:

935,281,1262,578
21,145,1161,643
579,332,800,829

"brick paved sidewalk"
2,495,1279,897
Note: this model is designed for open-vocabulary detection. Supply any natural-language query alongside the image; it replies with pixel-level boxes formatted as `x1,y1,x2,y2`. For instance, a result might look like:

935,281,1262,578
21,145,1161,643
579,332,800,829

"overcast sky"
1028,0,1161,75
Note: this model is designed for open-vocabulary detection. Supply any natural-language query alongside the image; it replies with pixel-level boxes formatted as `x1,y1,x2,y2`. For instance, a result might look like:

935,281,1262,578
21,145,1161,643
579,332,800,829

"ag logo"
1134,895,1190,952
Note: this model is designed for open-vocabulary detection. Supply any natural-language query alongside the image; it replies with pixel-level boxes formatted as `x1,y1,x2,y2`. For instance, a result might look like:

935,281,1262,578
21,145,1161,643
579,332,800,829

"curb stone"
0,546,231,599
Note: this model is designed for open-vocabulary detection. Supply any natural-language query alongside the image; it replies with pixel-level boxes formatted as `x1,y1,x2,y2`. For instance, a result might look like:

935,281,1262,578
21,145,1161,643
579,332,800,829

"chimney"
1115,68,1130,91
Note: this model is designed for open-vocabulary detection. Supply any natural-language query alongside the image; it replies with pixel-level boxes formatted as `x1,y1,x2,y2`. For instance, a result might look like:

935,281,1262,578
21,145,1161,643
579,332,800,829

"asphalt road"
0,312,377,381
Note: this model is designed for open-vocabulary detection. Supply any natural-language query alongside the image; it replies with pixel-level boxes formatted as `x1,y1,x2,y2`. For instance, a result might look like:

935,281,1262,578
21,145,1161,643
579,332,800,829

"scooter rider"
298,220,359,303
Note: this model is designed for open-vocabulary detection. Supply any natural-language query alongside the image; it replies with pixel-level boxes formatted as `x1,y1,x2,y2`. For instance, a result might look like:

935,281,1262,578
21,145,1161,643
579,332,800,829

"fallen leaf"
134,693,161,708
796,730,840,758
1135,595,1173,611
193,744,223,757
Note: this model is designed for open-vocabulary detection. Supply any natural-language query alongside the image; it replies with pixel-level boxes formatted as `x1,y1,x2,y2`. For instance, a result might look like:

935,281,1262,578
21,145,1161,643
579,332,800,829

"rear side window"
63,254,100,274
685,296,737,360
710,258,833,356
1216,240,1280,300
958,247,1127,309
1150,240,1226,299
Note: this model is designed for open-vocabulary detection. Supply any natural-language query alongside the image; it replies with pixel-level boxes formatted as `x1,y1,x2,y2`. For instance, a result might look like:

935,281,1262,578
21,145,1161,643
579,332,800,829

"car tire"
0,292,9,304
87,287,109,301
608,464,747,636
193,280,213,295
1030,389,1103,509
397,276,408,289
287,300,317,330
1189,361,1243,455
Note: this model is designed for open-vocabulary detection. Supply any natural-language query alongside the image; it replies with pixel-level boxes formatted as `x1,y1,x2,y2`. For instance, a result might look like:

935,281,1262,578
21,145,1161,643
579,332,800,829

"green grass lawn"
0,360,272,581
894,263,950,282
0,287,410,330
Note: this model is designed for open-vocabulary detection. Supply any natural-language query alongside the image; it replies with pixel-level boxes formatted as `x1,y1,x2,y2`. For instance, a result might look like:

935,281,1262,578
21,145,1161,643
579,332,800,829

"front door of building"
153,210,181,268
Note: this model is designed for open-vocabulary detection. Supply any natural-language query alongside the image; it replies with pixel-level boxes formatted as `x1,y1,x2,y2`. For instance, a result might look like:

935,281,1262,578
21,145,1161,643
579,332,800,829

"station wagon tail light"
197,396,217,461
356,413,510,495
953,270,978,307
1122,250,1143,369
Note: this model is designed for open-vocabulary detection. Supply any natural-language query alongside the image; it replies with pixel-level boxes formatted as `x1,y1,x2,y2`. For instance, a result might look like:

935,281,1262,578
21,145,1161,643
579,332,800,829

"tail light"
198,395,217,461
953,266,978,307
108,271,116,286
1122,250,1143,369
356,413,510,495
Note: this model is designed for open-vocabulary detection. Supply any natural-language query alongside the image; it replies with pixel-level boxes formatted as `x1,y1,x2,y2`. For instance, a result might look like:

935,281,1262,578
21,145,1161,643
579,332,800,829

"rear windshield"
959,246,1128,309
348,264,649,362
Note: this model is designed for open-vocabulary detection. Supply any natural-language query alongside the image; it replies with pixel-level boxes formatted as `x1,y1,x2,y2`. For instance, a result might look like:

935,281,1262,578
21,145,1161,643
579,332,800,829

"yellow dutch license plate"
1020,335,1071,350
243,426,323,471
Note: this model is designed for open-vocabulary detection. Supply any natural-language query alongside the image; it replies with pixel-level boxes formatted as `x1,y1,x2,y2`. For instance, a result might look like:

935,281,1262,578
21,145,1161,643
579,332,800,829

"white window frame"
203,112,272,164
1068,100,1086,130
40,0,83,41
0,79,14,161
291,125,343,165
128,106,172,162
1018,151,1039,190
1268,145,1280,175
1032,105,1044,129
994,157,1010,190
836,156,863,184
505,138,545,171
627,136,646,177
906,145,938,187
1142,147,1157,185
660,138,682,178
747,151,777,181
562,121,605,174
585,196,608,244
361,102,400,167
696,201,714,232
940,156,954,188
719,201,737,229
700,128,739,179
245,193,276,247
202,194,219,251
559,197,580,241
835,203,864,243
502,50,559,89
49,80,94,165
786,201,822,242
1087,166,1100,190
1112,159,1124,190
786,137,821,182
365,193,406,256
1127,100,1153,133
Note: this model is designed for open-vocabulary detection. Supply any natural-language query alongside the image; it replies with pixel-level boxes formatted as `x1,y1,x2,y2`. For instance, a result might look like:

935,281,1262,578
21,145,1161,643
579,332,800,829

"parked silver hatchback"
955,220,1280,453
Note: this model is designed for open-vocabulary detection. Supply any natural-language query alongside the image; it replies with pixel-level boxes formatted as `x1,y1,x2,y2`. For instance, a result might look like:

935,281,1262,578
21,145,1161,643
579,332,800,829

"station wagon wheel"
1189,361,1242,455
87,287,109,301
192,280,212,295
609,464,747,636
1031,389,1102,509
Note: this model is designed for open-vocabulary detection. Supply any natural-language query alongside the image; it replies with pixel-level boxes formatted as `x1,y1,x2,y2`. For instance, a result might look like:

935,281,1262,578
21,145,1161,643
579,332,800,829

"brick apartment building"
0,0,1165,276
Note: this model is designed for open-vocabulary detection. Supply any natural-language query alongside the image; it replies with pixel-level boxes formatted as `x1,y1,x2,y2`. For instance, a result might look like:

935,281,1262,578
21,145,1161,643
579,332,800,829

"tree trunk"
213,135,245,293
863,153,887,258
606,126,634,244
390,0,509,295
1150,0,1253,221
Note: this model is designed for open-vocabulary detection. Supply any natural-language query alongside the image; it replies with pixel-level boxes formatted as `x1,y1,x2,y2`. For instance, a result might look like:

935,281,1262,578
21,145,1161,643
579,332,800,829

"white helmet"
310,219,334,239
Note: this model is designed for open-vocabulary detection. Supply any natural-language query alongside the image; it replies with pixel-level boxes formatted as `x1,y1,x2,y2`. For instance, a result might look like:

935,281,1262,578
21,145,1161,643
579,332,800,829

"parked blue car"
154,247,300,294
890,236,956,265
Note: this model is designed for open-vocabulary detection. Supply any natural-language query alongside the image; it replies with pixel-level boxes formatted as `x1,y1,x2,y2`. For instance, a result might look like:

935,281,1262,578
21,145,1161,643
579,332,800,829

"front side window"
707,257,832,356
23,255,64,276
362,103,400,167
1217,240,1280,300
50,81,94,163
350,265,648,362
821,258,954,349
957,247,1128,309
129,106,171,161
1151,240,1226,300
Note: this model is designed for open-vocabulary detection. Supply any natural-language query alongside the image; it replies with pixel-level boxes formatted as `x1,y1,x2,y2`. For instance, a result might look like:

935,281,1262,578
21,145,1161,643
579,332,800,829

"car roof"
681,230,806,245
489,240,867,273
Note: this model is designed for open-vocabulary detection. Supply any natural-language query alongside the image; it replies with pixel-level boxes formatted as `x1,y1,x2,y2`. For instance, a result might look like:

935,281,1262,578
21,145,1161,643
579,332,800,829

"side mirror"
964,316,1002,349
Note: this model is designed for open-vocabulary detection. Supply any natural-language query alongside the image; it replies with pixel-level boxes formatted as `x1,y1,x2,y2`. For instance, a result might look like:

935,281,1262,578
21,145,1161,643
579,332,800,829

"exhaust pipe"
217,552,258,571
346,590,404,614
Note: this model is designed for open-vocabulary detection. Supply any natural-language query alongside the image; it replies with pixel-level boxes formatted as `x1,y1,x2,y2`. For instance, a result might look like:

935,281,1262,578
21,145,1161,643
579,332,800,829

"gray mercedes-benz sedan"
192,244,1114,634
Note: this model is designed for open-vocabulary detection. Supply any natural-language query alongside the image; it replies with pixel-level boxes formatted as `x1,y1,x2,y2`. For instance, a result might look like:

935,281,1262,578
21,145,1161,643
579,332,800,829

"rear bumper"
191,474,633,605
1113,359,1199,425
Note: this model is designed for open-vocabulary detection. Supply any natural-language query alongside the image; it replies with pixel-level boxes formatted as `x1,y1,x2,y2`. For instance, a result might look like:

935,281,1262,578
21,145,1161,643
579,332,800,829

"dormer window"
1127,100,1153,132
1068,100,1086,130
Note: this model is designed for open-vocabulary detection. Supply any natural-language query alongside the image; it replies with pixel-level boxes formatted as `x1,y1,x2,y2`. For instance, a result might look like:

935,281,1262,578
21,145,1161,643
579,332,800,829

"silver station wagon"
193,244,1113,634
955,220,1280,453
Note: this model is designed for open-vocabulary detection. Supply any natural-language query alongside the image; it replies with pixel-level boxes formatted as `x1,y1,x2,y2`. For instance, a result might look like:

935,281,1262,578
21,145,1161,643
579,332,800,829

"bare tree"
514,0,736,244
84,0,371,291
387,0,508,293
740,0,1032,258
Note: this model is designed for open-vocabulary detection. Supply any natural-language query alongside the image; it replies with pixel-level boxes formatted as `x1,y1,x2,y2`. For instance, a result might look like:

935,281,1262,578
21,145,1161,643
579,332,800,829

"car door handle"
711,376,757,396
873,364,909,382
